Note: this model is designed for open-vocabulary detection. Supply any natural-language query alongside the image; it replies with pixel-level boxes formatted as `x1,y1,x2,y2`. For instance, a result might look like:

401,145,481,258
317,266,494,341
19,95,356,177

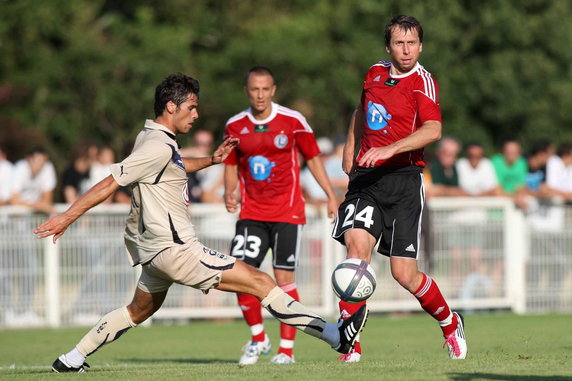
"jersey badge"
248,155,275,181
182,182,190,205
274,134,288,149
373,75,381,82
240,126,250,134
254,124,269,133
366,101,392,133
384,78,400,86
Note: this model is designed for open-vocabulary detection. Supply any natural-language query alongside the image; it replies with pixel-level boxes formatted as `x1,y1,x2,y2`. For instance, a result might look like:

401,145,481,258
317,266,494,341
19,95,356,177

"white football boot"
238,334,271,366
444,312,467,359
338,348,361,363
270,353,295,364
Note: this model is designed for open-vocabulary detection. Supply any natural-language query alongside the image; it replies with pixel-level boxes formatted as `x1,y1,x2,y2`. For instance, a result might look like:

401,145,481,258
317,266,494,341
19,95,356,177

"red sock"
339,300,366,354
237,293,265,342
278,283,298,356
412,273,457,337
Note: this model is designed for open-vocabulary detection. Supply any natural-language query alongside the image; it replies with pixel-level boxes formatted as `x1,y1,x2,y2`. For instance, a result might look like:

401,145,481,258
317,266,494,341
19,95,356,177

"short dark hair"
557,142,572,157
245,66,275,85
154,73,200,118
384,15,423,47
26,147,48,157
528,139,551,156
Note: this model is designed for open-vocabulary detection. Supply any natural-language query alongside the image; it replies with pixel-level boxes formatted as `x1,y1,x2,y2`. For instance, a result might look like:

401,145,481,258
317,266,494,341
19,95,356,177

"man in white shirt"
456,142,502,196
11,148,56,214
546,142,572,200
0,144,13,205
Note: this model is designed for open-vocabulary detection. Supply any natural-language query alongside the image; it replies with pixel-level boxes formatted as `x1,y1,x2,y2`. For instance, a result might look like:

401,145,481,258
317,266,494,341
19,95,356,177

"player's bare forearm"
35,175,119,242
184,137,239,173
224,164,240,213
343,107,364,174
183,156,215,173
359,120,441,167
305,156,338,217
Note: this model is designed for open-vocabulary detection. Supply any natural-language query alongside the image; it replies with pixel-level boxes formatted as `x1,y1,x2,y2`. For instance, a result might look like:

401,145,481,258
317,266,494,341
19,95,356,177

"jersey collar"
246,102,278,125
144,119,176,139
389,62,420,79
144,119,179,146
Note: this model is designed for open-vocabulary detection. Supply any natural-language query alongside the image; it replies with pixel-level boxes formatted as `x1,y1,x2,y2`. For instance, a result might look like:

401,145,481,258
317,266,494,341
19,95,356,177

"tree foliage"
1,0,571,165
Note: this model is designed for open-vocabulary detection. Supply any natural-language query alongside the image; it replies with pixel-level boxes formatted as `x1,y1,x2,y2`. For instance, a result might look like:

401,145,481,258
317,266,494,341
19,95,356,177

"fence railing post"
44,238,60,327
320,205,336,318
504,202,527,314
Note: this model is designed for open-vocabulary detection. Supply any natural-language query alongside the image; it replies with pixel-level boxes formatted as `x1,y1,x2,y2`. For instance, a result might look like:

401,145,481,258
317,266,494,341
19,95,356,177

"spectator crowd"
425,137,572,209
1,136,572,213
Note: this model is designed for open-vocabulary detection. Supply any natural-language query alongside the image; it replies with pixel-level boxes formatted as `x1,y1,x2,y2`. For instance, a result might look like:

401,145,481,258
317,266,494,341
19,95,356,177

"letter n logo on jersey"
248,155,275,181
366,101,392,132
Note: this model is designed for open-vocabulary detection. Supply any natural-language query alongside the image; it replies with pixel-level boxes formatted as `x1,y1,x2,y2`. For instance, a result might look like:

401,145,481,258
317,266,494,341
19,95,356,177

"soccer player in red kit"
224,66,339,365
332,15,467,362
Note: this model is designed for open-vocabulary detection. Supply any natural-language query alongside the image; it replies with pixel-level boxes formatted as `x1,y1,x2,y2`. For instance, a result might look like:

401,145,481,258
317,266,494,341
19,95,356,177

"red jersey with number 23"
357,61,441,168
224,102,320,224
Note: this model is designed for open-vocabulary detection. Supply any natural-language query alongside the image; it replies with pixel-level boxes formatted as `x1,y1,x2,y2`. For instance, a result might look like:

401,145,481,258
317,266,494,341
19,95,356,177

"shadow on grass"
449,373,572,381
121,358,235,365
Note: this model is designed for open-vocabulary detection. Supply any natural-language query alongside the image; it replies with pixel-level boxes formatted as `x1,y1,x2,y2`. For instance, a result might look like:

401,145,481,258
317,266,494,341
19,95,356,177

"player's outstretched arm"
183,137,239,173
35,175,119,243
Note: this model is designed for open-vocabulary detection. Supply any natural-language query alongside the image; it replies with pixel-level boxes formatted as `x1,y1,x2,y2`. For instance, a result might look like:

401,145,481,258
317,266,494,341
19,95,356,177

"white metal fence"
0,198,570,328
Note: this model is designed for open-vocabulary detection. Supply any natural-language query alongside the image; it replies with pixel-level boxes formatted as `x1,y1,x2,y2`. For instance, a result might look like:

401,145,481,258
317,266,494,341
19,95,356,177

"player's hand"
35,213,74,243
326,196,338,220
224,191,239,213
358,145,398,167
212,137,239,164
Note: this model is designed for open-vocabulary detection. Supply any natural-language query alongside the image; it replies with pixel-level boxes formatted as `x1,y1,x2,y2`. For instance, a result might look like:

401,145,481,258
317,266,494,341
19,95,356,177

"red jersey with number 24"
224,102,320,224
357,61,441,168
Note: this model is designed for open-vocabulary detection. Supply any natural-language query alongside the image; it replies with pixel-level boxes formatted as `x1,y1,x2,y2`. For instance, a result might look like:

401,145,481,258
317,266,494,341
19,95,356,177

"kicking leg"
272,269,298,363
52,288,167,372
217,260,367,354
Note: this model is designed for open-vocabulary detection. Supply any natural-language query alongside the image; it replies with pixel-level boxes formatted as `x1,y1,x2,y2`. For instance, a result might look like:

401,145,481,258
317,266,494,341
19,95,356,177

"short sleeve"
110,140,172,186
413,74,441,123
296,132,320,160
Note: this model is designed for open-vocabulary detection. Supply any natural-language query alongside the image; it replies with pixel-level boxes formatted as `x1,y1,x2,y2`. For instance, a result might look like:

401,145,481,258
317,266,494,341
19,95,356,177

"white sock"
279,339,294,349
64,347,86,368
250,323,264,337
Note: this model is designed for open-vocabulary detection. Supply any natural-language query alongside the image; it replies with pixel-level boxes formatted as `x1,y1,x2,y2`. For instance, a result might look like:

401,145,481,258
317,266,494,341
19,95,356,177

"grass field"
1,312,571,381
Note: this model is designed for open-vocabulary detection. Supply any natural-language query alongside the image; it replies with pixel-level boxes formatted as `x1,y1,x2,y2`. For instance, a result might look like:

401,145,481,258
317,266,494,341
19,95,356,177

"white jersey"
12,159,57,203
456,157,498,195
0,159,14,202
110,119,197,266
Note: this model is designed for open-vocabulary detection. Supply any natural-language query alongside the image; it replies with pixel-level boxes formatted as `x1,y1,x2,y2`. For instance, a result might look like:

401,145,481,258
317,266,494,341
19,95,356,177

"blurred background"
2,0,572,173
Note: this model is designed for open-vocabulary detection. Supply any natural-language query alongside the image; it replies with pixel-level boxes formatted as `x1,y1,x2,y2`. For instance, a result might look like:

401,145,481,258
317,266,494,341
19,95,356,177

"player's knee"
249,269,276,298
126,302,154,324
391,268,417,291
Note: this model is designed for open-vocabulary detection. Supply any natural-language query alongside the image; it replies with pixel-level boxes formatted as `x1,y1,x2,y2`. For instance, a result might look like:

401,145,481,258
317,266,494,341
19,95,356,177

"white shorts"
137,239,236,294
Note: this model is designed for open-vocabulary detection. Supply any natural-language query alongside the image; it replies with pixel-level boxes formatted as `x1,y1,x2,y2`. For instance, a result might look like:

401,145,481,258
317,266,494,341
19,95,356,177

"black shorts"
230,219,302,271
332,166,425,259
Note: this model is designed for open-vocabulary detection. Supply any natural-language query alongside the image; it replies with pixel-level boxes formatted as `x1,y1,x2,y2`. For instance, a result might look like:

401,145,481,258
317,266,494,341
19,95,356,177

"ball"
331,258,376,303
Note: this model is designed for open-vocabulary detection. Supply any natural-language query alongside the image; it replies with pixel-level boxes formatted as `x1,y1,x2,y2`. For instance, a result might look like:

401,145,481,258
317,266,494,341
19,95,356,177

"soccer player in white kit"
35,73,367,373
